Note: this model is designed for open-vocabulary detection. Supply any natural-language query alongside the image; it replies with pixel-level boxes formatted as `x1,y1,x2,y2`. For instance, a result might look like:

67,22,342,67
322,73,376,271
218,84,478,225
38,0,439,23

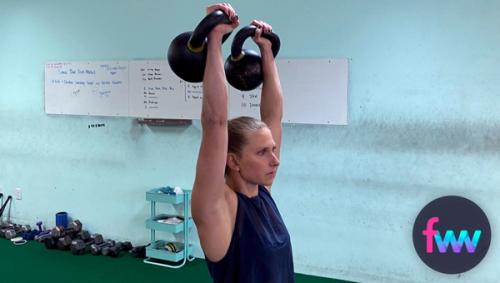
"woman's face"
237,127,280,186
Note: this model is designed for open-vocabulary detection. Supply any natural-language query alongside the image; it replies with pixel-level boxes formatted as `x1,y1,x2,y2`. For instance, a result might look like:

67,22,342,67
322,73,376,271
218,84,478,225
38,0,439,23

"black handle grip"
230,25,280,59
188,10,234,51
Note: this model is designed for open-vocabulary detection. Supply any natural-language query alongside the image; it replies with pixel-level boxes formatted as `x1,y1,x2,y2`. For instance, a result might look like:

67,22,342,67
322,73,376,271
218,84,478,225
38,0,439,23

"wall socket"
15,188,22,200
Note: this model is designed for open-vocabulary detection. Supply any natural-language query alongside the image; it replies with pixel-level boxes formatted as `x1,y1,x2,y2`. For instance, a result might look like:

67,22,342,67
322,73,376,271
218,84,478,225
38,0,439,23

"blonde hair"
226,116,268,174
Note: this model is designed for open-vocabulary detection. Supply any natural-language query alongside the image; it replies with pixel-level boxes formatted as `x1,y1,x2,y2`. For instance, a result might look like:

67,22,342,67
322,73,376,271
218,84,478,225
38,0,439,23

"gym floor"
1,239,355,283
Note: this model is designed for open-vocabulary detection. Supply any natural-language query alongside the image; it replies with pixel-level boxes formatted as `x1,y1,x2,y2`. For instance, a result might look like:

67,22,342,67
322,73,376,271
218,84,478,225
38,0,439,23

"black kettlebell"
224,25,280,91
167,10,234,83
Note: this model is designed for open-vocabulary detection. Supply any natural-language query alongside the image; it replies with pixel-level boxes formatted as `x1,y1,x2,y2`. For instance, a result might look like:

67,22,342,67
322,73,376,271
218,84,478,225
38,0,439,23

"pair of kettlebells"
167,10,280,91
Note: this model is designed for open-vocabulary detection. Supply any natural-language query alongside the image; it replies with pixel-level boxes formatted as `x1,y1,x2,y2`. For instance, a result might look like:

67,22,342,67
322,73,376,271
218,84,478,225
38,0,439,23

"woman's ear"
227,152,240,171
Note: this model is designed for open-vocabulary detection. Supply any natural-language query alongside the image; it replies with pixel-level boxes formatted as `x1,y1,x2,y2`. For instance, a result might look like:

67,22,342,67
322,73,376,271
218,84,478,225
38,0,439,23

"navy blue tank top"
206,185,294,283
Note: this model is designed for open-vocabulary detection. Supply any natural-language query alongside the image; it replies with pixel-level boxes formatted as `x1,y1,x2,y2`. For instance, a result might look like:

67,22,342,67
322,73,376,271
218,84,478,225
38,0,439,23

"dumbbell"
43,229,86,250
51,220,82,238
57,230,91,250
43,235,61,249
0,223,15,237
0,222,17,237
22,221,43,240
90,240,115,255
0,221,13,229
102,241,133,257
35,229,52,241
56,235,73,250
4,224,31,240
70,233,104,255
129,244,149,258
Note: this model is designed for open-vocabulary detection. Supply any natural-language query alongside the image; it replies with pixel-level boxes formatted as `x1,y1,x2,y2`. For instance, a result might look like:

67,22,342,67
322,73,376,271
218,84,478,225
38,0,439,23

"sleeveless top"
206,185,294,283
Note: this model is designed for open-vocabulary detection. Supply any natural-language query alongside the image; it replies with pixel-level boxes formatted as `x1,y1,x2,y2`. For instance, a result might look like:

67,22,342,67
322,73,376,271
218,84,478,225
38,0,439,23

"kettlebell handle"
188,10,234,52
230,25,280,60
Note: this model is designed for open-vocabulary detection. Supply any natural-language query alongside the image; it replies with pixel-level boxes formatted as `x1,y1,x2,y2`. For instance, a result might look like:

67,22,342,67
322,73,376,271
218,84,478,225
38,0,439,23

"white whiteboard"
128,60,204,119
45,59,348,125
44,61,129,116
280,59,348,125
227,59,349,124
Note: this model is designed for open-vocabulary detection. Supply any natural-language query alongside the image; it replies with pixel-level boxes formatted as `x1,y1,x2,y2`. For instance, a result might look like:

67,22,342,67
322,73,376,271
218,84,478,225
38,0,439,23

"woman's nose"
271,153,280,166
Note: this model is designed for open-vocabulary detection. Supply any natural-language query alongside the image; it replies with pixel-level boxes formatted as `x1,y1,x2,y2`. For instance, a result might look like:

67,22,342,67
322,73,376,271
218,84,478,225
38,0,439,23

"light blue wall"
1,1,499,282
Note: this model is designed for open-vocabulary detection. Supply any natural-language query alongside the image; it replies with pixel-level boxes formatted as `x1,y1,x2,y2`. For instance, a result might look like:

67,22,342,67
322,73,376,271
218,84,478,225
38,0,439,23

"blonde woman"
192,3,294,282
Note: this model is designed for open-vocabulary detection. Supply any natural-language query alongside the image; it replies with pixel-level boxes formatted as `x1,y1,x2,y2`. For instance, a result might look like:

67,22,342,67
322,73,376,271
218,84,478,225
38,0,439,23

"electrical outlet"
15,188,22,200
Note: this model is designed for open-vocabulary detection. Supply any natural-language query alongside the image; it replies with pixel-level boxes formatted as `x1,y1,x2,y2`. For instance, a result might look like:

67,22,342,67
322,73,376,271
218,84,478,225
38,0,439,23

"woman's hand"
251,19,273,50
206,3,240,38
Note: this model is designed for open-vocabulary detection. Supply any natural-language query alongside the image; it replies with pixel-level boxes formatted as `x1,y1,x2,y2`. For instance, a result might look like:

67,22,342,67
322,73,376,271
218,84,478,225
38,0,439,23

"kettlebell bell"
224,25,280,91
167,10,233,82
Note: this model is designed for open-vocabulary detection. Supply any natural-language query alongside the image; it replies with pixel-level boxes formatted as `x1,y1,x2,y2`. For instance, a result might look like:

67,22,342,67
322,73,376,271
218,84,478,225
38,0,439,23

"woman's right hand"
206,3,239,38
251,19,274,51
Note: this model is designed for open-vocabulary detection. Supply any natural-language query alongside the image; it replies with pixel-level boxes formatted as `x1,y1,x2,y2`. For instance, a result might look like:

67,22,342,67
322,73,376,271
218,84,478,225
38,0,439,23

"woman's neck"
226,174,259,198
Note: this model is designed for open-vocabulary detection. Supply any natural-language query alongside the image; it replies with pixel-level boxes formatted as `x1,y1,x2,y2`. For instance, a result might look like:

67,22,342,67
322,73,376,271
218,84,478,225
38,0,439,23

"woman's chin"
261,177,275,186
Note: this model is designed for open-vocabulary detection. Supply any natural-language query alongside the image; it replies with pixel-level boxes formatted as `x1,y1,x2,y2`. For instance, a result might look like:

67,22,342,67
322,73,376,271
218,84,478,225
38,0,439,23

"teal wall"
1,1,499,282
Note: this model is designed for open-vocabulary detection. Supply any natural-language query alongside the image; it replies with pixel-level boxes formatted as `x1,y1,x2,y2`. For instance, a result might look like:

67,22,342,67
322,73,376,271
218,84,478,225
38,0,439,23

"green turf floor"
0,239,354,283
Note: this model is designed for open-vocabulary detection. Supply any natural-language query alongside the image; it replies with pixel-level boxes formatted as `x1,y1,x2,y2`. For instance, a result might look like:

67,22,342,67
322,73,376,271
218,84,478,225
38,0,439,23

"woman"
191,3,294,282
